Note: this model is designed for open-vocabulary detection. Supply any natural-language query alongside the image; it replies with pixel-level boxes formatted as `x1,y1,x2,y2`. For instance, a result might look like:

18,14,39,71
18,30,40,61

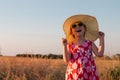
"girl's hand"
98,31,105,41
62,38,68,46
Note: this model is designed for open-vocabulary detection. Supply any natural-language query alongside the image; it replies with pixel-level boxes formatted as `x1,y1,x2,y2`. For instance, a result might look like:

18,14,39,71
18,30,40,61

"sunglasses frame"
72,22,84,29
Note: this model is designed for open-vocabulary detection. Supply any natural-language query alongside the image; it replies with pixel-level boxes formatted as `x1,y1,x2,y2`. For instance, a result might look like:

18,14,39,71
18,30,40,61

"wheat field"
0,56,120,80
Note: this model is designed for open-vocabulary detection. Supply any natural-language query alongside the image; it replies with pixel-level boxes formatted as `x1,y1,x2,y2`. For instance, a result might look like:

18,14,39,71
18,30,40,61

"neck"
74,36,85,45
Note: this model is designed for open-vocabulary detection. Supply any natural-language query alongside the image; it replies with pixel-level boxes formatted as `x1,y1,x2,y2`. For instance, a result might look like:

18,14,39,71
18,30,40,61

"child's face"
71,22,86,38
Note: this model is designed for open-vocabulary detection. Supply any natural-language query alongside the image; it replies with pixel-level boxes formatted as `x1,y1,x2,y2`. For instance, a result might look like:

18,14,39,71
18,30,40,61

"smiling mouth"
76,30,82,32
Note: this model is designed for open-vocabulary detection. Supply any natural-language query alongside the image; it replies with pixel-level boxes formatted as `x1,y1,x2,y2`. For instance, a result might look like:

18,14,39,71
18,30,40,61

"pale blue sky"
0,0,120,56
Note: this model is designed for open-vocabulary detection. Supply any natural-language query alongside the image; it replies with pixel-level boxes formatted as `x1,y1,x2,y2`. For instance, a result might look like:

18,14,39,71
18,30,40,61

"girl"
62,14,105,80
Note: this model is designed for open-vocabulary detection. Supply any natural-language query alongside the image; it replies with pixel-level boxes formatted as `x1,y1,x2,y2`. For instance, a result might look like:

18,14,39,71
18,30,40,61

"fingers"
62,38,67,45
99,31,105,36
98,31,105,40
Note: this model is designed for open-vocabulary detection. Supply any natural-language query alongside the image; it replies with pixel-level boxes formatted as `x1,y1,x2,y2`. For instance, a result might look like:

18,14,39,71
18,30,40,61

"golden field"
0,56,120,80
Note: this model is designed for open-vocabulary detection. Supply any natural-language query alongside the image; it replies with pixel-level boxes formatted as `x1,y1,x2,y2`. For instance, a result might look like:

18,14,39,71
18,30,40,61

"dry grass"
0,56,120,80
95,60,120,80
95,59,120,73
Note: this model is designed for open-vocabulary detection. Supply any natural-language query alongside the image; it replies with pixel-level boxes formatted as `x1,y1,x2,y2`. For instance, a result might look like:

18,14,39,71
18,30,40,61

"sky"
0,0,120,56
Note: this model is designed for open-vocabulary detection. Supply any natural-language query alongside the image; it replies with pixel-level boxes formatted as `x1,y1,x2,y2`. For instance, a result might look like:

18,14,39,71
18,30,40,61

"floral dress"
66,40,99,80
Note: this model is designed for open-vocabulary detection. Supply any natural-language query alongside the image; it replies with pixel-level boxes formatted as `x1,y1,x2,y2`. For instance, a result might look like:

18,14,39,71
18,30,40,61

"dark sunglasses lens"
72,24,77,28
78,23,83,26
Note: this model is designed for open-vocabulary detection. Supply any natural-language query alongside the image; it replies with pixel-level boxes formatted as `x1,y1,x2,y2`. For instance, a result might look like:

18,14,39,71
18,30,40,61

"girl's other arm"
62,38,71,63
92,31,105,57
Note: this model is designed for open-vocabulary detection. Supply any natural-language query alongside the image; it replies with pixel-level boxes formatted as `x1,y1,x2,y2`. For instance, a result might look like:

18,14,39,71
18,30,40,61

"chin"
76,33,82,36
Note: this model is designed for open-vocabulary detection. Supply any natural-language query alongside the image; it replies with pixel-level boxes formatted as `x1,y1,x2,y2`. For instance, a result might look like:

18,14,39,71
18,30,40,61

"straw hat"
63,14,99,43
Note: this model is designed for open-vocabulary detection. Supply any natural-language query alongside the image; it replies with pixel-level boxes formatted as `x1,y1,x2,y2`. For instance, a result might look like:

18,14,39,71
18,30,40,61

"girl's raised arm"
62,38,71,63
92,31,105,57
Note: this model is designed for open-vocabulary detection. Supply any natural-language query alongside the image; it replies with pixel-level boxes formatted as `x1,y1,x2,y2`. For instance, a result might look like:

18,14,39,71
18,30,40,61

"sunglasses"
72,22,84,29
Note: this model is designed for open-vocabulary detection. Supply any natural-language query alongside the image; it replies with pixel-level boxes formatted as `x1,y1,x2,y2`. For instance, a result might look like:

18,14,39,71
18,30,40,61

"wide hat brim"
63,14,99,43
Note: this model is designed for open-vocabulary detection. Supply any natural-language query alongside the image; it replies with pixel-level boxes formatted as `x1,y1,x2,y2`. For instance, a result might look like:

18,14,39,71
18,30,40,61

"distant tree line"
16,53,63,59
112,54,120,60
16,53,120,60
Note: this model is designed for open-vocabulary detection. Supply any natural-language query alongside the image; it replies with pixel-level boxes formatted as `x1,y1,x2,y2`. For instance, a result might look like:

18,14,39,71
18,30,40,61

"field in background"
0,56,120,80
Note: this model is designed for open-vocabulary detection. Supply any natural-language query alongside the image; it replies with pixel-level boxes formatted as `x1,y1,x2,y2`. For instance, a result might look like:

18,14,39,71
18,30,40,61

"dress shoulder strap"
86,40,93,45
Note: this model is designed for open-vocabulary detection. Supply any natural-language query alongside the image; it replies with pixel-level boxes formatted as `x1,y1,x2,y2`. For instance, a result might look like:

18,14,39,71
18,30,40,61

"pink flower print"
82,42,88,47
92,66,95,71
89,45,92,50
85,50,90,58
89,75,93,80
81,48,84,53
73,52,78,59
78,47,84,53
83,57,88,63
84,72,88,79
77,68,83,74
77,48,81,53
79,48,84,56
72,62,78,69
86,66,92,73
77,58,82,64
67,68,73,75
78,77,84,80
93,76,96,80
89,61,92,66
73,73,78,80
